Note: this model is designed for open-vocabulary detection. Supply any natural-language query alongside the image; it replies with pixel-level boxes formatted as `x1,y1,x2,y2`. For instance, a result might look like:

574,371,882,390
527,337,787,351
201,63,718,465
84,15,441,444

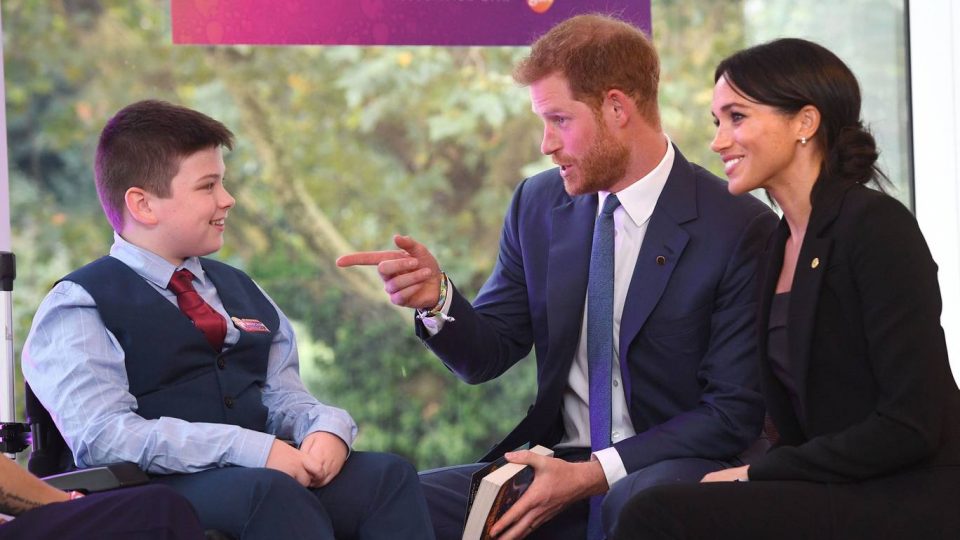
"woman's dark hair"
714,38,889,192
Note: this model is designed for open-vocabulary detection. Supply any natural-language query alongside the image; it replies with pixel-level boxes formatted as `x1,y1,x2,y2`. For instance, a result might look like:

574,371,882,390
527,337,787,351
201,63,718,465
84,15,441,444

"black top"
767,292,804,427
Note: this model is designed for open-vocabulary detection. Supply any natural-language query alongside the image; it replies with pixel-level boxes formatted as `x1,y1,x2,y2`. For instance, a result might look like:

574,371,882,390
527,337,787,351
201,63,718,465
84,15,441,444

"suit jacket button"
217,358,226,370
224,396,235,408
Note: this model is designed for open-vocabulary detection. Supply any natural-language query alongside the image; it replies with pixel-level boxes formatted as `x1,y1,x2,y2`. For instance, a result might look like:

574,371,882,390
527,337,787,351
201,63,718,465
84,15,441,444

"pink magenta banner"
171,1,651,46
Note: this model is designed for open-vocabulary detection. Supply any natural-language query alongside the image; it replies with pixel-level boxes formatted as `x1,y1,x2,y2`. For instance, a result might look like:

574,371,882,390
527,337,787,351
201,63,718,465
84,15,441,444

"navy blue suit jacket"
419,147,778,474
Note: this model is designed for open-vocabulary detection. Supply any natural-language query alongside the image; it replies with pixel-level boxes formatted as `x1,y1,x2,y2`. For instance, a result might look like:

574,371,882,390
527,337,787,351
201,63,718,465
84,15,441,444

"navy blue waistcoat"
63,256,278,432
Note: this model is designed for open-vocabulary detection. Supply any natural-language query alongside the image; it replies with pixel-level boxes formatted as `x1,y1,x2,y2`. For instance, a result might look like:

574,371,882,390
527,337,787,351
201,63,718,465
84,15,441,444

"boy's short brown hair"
95,100,234,232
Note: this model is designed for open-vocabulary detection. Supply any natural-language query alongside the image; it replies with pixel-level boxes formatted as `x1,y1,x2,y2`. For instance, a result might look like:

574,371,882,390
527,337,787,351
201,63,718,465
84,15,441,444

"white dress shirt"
557,139,674,487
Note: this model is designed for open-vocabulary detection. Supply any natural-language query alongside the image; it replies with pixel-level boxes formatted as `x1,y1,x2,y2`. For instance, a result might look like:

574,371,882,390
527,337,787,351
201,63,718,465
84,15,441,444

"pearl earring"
800,137,808,145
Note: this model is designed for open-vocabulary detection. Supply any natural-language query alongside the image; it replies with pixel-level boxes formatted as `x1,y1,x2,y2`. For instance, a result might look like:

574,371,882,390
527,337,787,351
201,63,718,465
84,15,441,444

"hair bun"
826,124,879,185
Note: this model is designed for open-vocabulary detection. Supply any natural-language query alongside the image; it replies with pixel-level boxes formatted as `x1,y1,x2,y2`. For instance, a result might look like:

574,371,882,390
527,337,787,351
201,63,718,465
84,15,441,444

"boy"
22,100,434,539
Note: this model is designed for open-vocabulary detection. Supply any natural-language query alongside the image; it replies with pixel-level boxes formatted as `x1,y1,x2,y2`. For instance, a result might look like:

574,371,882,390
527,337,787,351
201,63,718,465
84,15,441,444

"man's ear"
124,187,158,226
605,89,633,127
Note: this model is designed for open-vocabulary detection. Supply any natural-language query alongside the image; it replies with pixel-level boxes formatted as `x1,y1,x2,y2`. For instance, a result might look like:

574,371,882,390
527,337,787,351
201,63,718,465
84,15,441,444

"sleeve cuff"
297,408,359,450
417,287,454,336
593,447,629,488
231,430,277,468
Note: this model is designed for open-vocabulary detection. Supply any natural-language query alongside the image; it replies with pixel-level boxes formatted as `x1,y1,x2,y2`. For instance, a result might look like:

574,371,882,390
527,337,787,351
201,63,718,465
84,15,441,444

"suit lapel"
788,235,832,408
619,150,696,358
787,182,850,414
545,193,597,396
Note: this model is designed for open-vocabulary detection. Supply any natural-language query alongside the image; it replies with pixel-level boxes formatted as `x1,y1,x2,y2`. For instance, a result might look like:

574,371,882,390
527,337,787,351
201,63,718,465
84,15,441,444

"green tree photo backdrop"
2,0,905,469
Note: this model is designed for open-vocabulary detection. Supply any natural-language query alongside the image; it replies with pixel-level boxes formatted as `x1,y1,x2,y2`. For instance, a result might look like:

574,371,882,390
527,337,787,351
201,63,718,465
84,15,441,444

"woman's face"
710,75,806,196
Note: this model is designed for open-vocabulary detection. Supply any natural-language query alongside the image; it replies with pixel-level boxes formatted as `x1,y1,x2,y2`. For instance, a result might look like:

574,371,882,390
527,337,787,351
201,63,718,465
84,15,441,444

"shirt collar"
109,233,207,289
598,134,675,228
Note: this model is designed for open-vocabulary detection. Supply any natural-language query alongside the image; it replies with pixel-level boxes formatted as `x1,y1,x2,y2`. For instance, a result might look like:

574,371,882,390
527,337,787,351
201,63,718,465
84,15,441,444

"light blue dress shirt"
22,234,358,474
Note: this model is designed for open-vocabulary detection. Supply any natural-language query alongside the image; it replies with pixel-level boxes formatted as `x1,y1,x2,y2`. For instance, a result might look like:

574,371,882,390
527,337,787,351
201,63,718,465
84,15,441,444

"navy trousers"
152,451,435,540
419,447,732,540
0,484,205,540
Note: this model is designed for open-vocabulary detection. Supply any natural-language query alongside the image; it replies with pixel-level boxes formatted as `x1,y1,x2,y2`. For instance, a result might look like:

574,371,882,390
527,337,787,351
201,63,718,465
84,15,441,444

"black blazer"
749,180,960,482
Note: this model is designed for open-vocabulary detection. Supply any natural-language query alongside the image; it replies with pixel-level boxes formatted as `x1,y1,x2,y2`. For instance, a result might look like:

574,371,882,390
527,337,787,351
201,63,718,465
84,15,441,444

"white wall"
910,0,960,383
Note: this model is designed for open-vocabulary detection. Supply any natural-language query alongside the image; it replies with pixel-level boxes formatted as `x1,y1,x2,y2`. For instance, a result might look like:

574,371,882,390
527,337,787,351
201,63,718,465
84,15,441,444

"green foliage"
3,0,542,469
1,0,906,470
653,1,746,172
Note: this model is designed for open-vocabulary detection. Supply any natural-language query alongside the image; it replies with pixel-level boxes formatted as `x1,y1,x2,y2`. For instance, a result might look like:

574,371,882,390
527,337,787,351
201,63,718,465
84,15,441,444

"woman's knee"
610,485,686,540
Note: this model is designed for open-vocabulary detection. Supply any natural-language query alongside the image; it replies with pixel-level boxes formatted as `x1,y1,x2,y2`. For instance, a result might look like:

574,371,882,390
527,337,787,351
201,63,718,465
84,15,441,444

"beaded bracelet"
427,271,449,314
417,271,456,323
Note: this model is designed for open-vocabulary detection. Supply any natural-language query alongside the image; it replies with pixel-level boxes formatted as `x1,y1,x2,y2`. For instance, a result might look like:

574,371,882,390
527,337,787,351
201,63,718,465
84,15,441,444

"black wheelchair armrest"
42,462,149,493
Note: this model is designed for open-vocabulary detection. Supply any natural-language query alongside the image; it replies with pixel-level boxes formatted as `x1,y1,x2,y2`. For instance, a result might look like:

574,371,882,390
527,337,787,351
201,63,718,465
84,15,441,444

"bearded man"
337,14,777,540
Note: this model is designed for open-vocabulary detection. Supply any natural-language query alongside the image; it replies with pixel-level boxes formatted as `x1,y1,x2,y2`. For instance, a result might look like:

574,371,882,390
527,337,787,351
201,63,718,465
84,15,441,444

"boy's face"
148,146,234,265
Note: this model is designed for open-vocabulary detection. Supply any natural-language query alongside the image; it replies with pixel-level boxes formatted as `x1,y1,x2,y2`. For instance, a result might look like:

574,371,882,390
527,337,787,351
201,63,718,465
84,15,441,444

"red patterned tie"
168,269,227,351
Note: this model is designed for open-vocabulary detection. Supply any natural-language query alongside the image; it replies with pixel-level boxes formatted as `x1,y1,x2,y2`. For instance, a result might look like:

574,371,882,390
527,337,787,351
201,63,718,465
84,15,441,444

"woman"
612,38,960,539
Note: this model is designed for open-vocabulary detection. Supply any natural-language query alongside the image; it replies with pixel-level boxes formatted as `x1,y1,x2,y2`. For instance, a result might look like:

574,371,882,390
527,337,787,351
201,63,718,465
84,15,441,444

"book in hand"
461,445,554,540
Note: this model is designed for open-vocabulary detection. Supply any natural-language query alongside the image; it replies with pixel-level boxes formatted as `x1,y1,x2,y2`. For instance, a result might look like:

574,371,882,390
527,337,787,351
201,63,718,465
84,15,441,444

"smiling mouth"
210,218,225,226
723,157,743,175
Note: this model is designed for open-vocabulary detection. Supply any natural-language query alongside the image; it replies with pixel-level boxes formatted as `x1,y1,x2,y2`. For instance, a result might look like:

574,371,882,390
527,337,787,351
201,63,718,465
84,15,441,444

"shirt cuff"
418,290,454,336
231,430,277,468
299,412,358,450
593,447,629,488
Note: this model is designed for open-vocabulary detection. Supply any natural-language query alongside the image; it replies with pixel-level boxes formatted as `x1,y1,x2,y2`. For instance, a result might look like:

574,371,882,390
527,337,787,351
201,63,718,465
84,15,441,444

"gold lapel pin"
656,255,666,266
811,257,820,269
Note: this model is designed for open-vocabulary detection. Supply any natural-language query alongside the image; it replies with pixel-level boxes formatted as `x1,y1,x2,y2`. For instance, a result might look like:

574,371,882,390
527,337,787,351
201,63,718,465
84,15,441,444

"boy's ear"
124,187,158,226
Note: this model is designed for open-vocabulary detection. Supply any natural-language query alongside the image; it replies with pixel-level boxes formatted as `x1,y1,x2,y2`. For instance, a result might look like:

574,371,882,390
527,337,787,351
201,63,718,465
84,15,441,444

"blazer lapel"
788,236,832,410
619,215,690,352
618,151,696,399
545,193,597,397
785,181,849,426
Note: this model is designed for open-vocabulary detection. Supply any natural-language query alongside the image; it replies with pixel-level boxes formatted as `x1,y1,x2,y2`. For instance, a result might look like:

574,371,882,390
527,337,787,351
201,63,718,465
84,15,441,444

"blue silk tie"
587,193,620,540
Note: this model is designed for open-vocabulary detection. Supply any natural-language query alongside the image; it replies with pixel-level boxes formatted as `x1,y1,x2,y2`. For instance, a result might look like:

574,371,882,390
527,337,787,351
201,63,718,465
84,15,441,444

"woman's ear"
124,187,158,226
796,104,821,142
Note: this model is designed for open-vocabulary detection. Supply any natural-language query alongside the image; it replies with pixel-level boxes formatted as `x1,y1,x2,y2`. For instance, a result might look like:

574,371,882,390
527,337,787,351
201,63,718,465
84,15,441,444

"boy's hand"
300,431,349,487
265,439,324,487
336,234,443,309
